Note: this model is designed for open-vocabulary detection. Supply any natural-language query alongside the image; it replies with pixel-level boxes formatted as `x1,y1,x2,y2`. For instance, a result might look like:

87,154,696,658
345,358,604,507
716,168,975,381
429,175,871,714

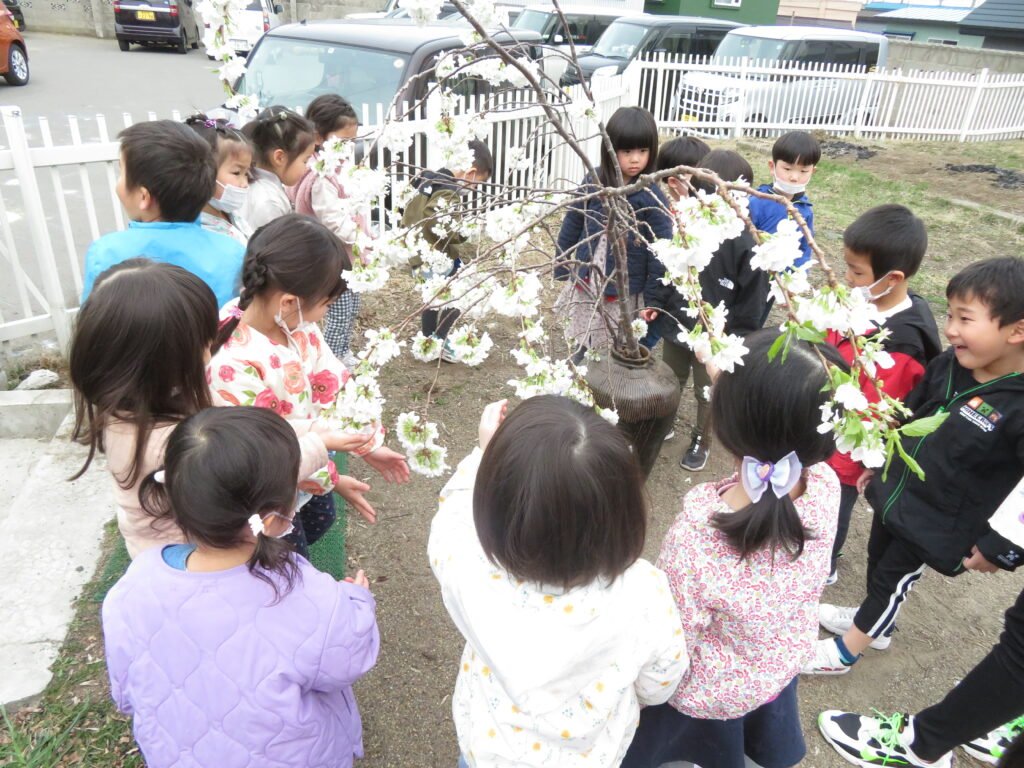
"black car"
3,0,24,30
114,0,202,53
561,15,742,85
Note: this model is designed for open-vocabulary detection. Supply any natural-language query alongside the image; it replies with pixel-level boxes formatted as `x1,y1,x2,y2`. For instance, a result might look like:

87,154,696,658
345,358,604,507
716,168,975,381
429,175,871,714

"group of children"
67,97,1024,768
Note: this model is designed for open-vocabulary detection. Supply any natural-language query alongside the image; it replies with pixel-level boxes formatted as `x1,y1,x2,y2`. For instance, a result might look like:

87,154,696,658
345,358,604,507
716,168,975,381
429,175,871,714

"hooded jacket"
647,228,769,343
400,168,467,269
553,177,673,302
748,184,814,267
866,347,1024,575
429,449,688,768
826,293,943,485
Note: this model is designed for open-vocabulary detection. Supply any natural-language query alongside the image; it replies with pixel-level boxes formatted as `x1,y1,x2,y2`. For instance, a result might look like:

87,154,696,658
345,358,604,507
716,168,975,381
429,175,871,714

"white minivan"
676,26,889,130
202,0,284,55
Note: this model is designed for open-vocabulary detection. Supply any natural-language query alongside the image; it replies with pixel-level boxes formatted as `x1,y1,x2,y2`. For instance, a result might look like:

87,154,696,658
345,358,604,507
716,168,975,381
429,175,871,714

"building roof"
960,0,1024,33
875,6,974,22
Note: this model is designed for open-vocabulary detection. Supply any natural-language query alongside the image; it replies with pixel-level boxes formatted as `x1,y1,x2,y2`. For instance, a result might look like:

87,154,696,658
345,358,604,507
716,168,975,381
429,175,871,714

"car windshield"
246,0,262,10
590,21,646,60
512,9,551,34
237,37,409,114
714,33,788,62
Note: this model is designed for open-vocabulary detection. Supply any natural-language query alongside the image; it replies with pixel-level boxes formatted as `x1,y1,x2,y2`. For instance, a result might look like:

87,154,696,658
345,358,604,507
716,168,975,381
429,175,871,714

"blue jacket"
554,179,673,301
748,184,814,268
82,220,245,309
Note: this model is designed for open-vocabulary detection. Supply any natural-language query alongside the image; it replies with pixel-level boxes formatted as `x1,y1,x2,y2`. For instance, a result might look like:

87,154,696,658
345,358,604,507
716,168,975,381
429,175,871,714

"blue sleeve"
554,196,586,282
81,238,112,302
798,205,815,266
640,188,673,305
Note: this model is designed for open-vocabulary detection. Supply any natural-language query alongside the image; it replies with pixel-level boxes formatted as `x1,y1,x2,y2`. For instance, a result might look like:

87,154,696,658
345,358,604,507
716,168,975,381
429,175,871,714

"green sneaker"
961,714,1024,765
818,710,952,767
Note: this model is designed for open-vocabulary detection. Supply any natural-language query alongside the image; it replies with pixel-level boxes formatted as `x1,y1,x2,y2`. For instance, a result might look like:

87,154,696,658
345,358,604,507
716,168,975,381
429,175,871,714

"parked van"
200,0,284,55
561,15,741,85
676,26,888,129
115,0,202,54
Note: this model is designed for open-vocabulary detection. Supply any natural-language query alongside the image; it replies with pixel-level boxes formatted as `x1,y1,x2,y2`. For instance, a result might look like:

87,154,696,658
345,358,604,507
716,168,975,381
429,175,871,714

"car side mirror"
553,33,564,44
274,3,283,12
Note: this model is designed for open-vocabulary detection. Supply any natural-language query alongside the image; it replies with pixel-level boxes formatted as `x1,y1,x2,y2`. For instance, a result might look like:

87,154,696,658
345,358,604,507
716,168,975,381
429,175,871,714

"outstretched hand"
639,308,660,323
334,475,377,524
963,546,999,574
318,429,375,454
364,446,411,484
479,399,509,451
344,569,371,589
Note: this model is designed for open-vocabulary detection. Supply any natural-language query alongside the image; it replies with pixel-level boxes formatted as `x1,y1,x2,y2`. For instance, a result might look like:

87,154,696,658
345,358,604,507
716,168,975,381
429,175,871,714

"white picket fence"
629,53,1024,141
2,54,1023,351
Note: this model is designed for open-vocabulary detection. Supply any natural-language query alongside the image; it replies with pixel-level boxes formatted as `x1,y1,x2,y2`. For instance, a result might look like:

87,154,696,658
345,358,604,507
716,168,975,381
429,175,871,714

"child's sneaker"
819,604,892,651
824,569,838,586
680,434,709,471
802,637,854,675
818,711,952,767
440,340,459,364
961,715,1024,765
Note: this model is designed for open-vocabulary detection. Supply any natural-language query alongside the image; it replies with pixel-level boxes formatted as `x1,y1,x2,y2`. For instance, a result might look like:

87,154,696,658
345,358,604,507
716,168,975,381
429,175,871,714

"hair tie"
248,513,264,537
153,470,166,484
226,304,244,319
740,451,802,504
204,118,217,128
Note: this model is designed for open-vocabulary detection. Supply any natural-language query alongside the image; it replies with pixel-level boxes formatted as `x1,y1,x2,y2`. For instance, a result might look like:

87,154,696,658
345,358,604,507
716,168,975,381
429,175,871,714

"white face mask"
854,271,894,303
772,176,807,196
210,180,248,214
274,298,313,339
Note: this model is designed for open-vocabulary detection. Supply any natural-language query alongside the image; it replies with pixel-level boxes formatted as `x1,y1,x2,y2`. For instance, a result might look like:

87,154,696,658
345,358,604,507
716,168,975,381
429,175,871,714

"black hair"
599,106,659,186
692,149,755,194
305,94,359,139
214,214,350,351
242,106,315,168
844,204,928,280
710,329,845,561
118,120,216,221
184,113,253,167
656,136,711,173
70,259,218,486
467,139,494,180
473,395,647,590
139,407,301,599
946,256,1024,328
772,130,821,166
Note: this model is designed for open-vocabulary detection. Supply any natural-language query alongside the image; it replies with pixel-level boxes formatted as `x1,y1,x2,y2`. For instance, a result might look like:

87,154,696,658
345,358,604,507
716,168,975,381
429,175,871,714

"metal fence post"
1,105,72,351
959,67,989,142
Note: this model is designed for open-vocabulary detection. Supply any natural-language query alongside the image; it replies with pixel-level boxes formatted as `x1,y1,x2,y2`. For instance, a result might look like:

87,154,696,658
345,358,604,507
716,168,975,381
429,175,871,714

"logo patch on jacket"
959,396,1002,432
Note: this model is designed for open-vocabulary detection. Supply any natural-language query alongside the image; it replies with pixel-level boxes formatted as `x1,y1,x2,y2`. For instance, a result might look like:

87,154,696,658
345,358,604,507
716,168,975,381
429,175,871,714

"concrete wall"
888,38,1024,73
19,0,111,36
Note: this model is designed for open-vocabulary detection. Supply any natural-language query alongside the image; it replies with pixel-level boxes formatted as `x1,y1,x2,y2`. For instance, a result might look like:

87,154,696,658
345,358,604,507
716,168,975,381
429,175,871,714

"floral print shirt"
659,463,840,720
199,210,253,246
429,449,688,768
208,301,384,494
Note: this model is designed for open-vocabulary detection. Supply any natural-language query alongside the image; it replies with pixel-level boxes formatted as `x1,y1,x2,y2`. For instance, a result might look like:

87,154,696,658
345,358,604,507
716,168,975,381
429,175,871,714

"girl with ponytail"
209,214,409,558
622,329,844,768
103,406,379,767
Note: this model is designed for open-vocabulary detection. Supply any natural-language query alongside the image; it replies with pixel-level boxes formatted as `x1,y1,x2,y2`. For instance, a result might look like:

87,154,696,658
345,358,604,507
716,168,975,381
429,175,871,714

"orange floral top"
208,301,384,494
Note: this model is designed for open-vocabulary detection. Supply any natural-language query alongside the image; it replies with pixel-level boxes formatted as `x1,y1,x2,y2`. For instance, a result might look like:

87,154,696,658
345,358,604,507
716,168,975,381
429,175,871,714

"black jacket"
647,229,769,342
866,348,1024,575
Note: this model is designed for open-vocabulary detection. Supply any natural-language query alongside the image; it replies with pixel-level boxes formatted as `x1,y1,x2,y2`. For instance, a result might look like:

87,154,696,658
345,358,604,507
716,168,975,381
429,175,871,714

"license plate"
682,114,698,123
136,10,156,20
230,38,247,49
12,19,19,27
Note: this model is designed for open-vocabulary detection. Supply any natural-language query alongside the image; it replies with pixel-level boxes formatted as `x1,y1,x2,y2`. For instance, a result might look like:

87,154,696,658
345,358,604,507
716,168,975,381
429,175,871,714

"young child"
655,135,710,200
401,139,493,362
289,94,370,366
209,214,410,557
102,406,379,767
185,113,254,245
241,106,315,229
622,329,842,768
747,130,820,268
824,204,941,584
429,396,687,768
81,120,245,309
643,149,770,472
554,106,672,362
806,256,1024,675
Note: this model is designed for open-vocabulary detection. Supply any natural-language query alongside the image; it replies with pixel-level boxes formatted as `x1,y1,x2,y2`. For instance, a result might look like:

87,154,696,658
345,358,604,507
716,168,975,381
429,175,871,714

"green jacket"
401,168,468,270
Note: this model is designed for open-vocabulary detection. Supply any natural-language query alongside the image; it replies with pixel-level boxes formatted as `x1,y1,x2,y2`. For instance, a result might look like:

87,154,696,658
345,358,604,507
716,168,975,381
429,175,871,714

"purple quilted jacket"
102,547,379,768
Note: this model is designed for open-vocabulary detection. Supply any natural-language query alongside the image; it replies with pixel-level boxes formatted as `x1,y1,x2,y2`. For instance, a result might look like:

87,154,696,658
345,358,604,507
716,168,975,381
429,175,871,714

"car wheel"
4,44,29,86
176,32,188,54
191,25,199,48
118,38,130,52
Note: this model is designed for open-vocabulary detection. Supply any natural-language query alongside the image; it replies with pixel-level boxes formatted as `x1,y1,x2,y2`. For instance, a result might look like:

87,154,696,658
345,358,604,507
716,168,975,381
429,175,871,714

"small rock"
15,369,60,390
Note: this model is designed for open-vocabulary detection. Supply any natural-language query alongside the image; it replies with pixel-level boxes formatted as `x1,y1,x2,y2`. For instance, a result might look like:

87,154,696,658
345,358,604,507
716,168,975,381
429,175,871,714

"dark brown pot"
584,346,681,477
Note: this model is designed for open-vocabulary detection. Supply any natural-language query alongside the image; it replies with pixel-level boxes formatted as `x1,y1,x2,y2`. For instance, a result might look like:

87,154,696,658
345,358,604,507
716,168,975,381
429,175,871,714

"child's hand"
639,308,659,322
963,546,999,574
856,468,875,494
364,446,411,484
318,429,374,454
344,569,371,589
479,399,508,451
334,475,377,524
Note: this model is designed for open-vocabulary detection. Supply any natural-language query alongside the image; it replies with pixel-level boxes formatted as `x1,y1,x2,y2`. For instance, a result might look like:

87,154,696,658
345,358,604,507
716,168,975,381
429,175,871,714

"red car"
0,4,28,85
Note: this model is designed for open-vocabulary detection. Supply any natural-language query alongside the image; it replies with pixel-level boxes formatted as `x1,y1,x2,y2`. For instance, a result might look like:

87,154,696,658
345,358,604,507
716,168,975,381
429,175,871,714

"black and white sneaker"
680,435,709,471
818,711,952,767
